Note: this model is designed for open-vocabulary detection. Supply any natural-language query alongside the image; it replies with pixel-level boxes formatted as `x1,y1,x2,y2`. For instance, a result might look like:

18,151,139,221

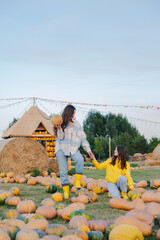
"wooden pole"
109,135,111,158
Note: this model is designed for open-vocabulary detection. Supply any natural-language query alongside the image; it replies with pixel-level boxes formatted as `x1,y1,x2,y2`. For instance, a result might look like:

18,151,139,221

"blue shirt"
55,120,91,156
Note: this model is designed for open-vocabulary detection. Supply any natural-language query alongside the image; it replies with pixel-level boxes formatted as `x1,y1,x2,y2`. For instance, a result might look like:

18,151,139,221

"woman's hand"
54,124,62,130
69,122,74,127
88,152,95,160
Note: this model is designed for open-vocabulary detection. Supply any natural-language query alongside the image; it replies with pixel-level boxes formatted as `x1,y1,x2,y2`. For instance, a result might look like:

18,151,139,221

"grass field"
0,164,160,239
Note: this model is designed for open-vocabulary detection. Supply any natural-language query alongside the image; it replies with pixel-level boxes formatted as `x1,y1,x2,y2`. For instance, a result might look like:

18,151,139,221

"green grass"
0,165,160,239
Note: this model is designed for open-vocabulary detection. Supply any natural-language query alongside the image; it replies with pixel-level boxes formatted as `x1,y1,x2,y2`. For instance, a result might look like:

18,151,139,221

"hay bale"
145,159,160,166
0,138,49,175
48,157,59,173
152,144,160,160
133,153,143,161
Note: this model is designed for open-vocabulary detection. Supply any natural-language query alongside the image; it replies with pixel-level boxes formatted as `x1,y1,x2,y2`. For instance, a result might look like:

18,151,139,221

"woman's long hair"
53,105,76,136
110,145,128,169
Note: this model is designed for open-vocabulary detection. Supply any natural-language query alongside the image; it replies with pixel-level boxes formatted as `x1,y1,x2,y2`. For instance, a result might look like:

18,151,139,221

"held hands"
88,152,96,160
53,124,62,130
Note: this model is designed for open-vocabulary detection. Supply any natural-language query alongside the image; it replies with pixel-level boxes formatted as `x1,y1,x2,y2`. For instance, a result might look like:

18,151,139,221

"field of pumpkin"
0,163,160,240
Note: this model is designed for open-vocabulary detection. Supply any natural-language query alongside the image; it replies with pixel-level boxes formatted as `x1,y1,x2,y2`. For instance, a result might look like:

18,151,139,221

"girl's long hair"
110,145,128,169
53,105,76,136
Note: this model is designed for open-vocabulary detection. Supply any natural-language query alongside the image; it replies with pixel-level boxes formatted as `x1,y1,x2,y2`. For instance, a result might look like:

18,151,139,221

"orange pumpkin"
88,220,109,233
16,200,36,214
109,197,134,211
51,115,63,126
69,216,89,230
115,215,152,236
36,206,56,219
71,195,90,204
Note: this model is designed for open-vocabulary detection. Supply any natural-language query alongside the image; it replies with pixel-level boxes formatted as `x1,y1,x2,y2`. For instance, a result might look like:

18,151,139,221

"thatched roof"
2,106,54,138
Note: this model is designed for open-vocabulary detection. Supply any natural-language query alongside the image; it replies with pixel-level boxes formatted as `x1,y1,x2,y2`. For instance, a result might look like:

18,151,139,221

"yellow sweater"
92,158,134,189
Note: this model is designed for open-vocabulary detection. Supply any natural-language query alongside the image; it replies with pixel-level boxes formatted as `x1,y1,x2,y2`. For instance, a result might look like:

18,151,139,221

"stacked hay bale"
48,157,59,173
145,144,160,166
0,138,49,175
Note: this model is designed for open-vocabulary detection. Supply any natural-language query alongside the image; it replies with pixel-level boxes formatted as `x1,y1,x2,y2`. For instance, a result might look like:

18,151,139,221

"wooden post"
109,135,111,158
68,157,71,170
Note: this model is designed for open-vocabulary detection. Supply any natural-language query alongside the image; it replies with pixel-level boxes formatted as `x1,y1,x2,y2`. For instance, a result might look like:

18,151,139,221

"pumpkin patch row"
0,173,160,239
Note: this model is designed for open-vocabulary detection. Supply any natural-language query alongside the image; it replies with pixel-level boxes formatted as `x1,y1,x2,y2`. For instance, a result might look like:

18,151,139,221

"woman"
53,104,92,199
90,145,135,199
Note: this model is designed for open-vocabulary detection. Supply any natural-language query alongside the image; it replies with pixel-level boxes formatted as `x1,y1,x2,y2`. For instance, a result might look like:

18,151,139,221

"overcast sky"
0,0,160,140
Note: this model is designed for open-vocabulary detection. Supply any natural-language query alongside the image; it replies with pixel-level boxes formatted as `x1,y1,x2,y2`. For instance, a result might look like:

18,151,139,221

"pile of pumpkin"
0,171,160,239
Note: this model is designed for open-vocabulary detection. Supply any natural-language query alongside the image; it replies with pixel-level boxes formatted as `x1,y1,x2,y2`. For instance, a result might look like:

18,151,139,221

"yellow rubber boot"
121,192,129,200
75,174,82,189
62,185,69,199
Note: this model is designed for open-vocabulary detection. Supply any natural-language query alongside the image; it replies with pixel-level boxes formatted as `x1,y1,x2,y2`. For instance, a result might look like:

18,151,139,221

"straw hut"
2,105,56,160
2,105,59,173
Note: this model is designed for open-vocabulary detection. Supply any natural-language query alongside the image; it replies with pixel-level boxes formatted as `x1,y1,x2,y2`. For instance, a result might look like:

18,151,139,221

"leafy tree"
83,111,149,158
7,118,18,129
148,137,160,153
133,135,149,154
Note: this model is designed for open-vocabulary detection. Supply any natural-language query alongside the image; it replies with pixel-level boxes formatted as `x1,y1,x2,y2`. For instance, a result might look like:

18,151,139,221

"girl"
53,104,92,199
90,145,135,199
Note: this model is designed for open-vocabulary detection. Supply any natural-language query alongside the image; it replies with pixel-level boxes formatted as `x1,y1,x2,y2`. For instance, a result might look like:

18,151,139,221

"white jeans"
107,176,128,198
55,150,84,186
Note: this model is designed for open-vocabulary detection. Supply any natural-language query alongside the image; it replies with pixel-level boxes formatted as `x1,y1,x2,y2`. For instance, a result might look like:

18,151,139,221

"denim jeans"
55,150,84,186
107,176,128,198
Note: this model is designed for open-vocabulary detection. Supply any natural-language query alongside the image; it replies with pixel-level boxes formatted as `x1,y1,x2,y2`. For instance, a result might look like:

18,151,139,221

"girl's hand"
69,122,74,127
54,124,62,130
88,152,95,160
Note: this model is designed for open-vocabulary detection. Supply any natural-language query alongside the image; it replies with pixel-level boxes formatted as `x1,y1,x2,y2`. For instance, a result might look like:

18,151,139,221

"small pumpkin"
128,190,141,201
5,196,21,206
20,219,49,231
40,198,55,207
62,203,85,222
9,187,20,196
150,179,160,189
109,224,144,240
7,172,15,178
71,195,90,204
51,192,64,202
69,216,89,230
88,220,109,233
46,184,57,193
69,209,90,220
109,197,134,211
75,188,89,197
114,215,152,236
62,229,88,240
88,230,103,240
35,206,56,219
136,180,148,188
46,223,68,237
27,178,37,186
15,229,39,240
51,114,63,126
5,225,20,240
16,200,36,214
54,202,66,210
103,225,115,240
92,186,104,194
76,225,90,233
1,209,23,220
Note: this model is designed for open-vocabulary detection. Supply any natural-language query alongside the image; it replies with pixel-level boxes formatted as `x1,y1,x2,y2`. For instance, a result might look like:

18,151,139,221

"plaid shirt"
55,120,91,156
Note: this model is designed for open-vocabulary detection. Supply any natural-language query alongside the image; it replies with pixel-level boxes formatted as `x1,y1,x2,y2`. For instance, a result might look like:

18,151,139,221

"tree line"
83,111,160,159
